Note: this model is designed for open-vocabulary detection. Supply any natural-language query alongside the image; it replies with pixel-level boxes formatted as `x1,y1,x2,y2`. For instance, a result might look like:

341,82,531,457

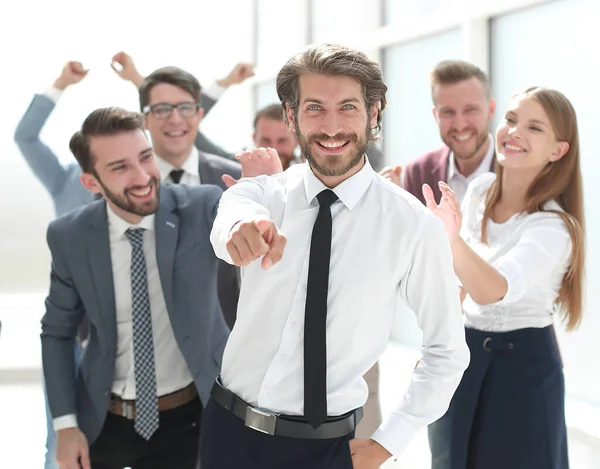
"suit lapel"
87,201,116,346
197,151,217,186
155,184,179,316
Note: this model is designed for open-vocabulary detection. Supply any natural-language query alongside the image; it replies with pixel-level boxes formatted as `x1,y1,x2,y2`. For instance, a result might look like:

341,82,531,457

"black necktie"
304,189,338,429
169,169,184,184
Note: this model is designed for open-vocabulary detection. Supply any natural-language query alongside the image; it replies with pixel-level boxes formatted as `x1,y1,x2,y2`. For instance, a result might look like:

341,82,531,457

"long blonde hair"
482,87,585,330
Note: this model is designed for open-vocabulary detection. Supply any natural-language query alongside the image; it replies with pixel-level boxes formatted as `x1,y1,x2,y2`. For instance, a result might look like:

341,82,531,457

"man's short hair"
69,107,145,173
253,103,285,131
138,66,202,111
430,60,491,100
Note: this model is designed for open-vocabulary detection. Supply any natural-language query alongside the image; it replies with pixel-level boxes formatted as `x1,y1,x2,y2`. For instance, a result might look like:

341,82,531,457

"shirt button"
266,387,272,394
302,285,308,292
291,321,297,329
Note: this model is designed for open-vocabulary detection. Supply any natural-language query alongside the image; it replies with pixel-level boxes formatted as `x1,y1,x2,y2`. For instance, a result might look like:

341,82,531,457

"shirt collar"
155,146,200,182
303,155,375,210
448,133,494,180
106,204,155,239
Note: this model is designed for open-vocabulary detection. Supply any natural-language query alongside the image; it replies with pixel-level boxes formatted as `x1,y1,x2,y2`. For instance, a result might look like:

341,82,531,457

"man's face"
432,77,495,161
82,130,160,220
253,116,298,169
287,73,377,179
144,83,203,162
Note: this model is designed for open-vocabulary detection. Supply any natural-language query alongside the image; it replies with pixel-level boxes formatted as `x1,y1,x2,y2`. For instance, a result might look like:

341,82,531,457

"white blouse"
460,173,573,332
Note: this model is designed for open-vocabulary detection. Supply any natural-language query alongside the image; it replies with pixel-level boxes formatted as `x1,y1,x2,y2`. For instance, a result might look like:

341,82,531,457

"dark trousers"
200,398,355,469
90,397,203,469
428,326,568,469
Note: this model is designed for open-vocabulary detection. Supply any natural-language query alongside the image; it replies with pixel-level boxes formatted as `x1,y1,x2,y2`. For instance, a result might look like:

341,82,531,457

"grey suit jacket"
14,93,226,217
197,151,241,329
41,183,230,444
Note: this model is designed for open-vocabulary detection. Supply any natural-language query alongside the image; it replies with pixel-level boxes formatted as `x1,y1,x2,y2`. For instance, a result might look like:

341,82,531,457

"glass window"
383,0,454,27
491,0,600,408
382,29,463,167
255,79,279,111
256,0,307,70
311,0,371,47
382,29,463,346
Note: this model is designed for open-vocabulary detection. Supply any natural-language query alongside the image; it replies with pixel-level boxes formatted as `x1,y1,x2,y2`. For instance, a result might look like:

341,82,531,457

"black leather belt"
210,378,362,439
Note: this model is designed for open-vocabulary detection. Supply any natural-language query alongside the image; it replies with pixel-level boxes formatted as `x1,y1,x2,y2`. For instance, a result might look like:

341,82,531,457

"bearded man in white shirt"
205,43,470,469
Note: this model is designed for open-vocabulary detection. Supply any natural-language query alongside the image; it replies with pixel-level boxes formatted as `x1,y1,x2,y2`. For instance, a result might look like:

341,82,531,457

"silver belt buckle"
121,401,135,420
244,406,278,435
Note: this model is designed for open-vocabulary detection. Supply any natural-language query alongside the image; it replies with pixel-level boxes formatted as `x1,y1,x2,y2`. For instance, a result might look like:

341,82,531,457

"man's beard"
297,124,369,177
96,174,160,217
444,129,489,161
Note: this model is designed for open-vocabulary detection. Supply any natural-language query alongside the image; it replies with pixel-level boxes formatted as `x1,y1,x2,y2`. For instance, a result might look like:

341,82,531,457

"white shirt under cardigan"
210,158,470,458
53,206,192,431
460,173,573,332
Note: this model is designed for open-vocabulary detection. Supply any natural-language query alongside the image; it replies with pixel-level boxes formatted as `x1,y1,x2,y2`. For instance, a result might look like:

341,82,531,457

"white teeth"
166,131,185,136
130,186,151,197
505,143,525,152
455,134,472,141
318,141,347,148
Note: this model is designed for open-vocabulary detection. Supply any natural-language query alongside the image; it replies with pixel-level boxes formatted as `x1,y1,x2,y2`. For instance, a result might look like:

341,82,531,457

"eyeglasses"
142,101,201,119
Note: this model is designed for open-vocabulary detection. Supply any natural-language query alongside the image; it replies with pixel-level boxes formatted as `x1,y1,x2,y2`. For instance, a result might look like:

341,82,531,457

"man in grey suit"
42,107,230,469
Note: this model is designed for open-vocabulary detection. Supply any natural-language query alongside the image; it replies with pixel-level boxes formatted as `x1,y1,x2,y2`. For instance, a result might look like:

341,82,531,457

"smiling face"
433,77,495,162
495,94,569,173
81,129,161,224
287,73,377,185
144,83,203,164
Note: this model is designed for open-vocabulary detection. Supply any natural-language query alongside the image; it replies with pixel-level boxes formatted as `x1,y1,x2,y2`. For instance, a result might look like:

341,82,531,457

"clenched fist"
53,61,88,90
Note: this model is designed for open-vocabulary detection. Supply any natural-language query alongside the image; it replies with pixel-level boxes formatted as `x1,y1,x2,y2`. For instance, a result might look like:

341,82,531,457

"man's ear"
80,172,102,195
286,104,296,133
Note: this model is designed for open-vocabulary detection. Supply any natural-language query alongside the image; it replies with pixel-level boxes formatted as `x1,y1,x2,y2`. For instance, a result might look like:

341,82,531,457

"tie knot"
170,169,185,184
316,189,338,208
126,228,145,248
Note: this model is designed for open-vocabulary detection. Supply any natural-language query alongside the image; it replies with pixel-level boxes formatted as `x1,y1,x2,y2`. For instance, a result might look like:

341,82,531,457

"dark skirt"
428,326,568,469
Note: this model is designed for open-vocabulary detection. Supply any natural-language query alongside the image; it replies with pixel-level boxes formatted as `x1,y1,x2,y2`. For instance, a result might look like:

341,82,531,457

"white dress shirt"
460,173,573,332
447,134,495,203
156,146,201,186
53,206,192,431
210,158,470,457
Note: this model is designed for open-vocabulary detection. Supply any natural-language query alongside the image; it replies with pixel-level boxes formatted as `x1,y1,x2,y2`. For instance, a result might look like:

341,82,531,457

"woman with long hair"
425,87,585,469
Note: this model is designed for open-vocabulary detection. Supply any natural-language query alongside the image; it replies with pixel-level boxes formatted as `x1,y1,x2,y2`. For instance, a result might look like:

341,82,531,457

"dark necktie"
304,189,338,429
125,228,159,440
169,169,184,184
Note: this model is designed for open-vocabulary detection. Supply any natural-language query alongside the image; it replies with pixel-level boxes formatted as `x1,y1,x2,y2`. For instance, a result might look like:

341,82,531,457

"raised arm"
14,61,87,196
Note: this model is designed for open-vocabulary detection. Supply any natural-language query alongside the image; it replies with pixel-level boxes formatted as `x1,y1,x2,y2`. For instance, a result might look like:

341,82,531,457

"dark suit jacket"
41,184,230,444
403,145,495,205
197,151,241,329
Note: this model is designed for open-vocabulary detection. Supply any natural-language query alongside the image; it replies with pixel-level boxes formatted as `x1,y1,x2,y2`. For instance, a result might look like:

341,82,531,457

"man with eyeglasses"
111,51,254,161
136,65,248,330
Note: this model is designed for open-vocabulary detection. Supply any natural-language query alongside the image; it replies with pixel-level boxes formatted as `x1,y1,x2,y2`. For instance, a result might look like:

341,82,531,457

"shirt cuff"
42,87,63,104
371,414,417,459
53,414,78,431
204,82,227,100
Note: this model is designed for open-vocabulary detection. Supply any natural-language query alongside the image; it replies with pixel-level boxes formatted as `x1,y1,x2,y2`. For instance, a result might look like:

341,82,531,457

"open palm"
422,182,462,240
